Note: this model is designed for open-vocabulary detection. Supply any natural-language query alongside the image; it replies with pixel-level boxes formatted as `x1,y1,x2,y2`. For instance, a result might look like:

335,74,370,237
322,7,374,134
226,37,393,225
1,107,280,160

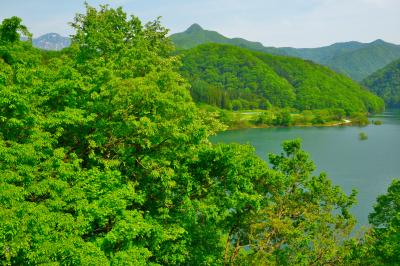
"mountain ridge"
171,24,400,81
30,27,400,81
31,33,71,51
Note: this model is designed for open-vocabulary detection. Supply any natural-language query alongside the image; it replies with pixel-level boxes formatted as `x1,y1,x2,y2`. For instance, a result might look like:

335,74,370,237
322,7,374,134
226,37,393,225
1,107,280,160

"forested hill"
171,24,400,81
179,43,384,114
362,59,400,107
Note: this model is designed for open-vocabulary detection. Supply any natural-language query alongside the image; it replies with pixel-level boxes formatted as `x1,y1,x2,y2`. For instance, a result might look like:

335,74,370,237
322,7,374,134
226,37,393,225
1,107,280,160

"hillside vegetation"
171,24,400,81
179,43,384,114
363,59,400,107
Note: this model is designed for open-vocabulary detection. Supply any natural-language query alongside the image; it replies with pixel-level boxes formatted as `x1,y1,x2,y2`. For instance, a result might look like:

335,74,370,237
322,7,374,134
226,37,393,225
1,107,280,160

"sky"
0,0,399,48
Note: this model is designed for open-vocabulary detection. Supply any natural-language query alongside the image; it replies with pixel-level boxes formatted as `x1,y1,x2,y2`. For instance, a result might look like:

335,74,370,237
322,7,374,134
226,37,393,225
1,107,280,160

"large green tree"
0,5,221,264
228,140,357,265
0,16,31,44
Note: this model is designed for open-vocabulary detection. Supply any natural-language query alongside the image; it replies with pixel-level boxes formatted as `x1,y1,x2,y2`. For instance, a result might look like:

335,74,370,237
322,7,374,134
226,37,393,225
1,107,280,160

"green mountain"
171,24,400,81
325,40,400,81
171,23,279,53
179,43,384,114
362,59,400,107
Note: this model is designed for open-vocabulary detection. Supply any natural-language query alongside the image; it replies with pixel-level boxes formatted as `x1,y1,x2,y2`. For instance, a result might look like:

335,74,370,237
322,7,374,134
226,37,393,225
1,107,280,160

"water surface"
212,110,400,227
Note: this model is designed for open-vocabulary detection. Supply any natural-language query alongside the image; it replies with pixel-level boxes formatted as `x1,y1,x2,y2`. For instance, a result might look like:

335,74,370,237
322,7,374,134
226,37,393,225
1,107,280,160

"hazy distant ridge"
32,26,400,81
31,33,71,51
171,24,400,81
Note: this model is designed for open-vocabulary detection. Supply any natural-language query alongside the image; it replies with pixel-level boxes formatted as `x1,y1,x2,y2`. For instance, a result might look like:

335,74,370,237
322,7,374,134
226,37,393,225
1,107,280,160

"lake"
212,109,400,227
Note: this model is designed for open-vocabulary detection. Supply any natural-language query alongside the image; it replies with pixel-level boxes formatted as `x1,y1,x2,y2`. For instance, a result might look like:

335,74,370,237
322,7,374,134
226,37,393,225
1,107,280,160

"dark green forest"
179,43,384,114
171,24,400,81
363,59,400,107
0,5,399,266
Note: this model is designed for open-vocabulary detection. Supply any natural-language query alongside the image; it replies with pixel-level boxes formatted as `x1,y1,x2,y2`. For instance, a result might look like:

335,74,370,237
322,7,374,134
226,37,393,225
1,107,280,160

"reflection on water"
212,110,400,227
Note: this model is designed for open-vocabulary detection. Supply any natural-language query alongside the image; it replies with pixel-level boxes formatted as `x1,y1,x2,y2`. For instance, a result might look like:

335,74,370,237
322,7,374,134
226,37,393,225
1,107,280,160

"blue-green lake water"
212,110,400,227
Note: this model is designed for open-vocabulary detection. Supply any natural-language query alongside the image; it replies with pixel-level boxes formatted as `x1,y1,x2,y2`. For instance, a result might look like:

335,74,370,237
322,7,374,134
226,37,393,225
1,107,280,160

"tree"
273,109,292,126
367,179,400,264
0,16,31,43
232,140,357,265
0,7,221,264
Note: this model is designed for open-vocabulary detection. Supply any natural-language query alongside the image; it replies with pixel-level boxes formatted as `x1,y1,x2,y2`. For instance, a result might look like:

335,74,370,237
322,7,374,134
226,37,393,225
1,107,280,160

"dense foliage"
254,51,385,113
0,5,397,266
0,6,225,264
362,59,400,107
179,44,295,110
201,104,357,129
349,179,400,265
179,43,384,114
367,179,400,264
171,24,400,81
0,16,31,44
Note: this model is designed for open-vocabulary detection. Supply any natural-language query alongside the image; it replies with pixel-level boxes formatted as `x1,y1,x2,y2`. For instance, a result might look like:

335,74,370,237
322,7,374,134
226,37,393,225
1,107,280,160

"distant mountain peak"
185,23,203,33
39,32,64,39
32,33,71,51
371,39,386,44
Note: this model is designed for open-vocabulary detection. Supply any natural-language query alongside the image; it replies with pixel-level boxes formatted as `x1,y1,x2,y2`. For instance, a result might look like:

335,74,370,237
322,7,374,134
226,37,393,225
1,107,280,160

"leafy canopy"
0,16,31,43
367,179,400,264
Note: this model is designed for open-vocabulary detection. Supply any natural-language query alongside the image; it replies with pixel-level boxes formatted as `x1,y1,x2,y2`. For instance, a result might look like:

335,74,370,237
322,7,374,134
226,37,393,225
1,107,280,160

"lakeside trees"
0,5,398,265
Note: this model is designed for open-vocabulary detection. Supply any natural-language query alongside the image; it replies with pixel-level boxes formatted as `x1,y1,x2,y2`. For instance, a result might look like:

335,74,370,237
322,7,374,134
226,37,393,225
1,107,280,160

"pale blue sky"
0,0,399,48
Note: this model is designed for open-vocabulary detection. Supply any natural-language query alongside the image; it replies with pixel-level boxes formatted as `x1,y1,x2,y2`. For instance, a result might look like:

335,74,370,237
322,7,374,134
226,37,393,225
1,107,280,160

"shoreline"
226,119,353,131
